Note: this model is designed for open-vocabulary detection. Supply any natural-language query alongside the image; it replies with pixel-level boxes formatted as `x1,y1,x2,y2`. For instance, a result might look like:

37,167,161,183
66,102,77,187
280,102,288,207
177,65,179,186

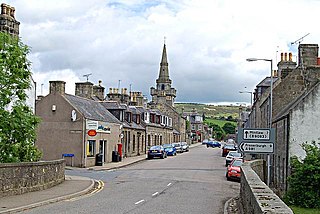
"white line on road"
152,192,159,196
167,183,172,186
135,199,145,205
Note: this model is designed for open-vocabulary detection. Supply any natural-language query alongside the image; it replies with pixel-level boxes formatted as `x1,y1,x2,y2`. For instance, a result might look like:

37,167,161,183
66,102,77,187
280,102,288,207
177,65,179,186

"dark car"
222,144,237,157
162,144,177,156
226,158,243,181
207,141,221,148
147,145,167,159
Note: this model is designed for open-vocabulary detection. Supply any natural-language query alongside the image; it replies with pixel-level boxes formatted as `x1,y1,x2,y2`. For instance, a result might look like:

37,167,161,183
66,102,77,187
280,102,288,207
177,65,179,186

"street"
23,145,240,214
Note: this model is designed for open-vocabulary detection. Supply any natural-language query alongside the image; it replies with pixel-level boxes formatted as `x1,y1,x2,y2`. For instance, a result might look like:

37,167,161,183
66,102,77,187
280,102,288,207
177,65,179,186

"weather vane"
83,73,92,82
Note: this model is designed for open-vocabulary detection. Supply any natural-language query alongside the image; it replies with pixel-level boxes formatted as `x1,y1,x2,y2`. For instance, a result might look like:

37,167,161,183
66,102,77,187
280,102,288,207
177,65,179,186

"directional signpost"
237,128,275,154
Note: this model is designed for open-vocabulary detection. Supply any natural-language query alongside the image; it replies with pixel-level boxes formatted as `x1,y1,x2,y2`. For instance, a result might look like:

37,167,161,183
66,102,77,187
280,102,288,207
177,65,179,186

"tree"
222,122,236,134
0,32,41,163
210,124,225,140
284,141,320,208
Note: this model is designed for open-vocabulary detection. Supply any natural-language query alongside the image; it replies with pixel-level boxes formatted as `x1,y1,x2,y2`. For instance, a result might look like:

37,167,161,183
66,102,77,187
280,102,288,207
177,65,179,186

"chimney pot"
284,53,288,61
280,53,284,61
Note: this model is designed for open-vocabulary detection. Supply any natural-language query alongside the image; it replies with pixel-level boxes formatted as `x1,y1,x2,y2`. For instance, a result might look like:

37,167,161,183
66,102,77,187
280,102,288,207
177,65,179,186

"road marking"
167,183,172,186
65,180,104,202
152,192,159,196
135,199,145,205
107,169,115,172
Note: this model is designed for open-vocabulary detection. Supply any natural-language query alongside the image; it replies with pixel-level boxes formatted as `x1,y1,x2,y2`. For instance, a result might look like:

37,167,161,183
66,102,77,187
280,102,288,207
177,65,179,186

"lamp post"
246,57,273,186
239,90,253,107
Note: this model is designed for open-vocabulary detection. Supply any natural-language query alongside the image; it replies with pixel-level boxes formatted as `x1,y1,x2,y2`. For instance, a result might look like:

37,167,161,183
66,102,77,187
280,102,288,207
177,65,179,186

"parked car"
226,158,243,181
172,142,183,153
181,142,189,152
147,145,167,159
202,139,209,145
225,151,243,166
206,141,221,148
222,144,237,157
162,144,177,156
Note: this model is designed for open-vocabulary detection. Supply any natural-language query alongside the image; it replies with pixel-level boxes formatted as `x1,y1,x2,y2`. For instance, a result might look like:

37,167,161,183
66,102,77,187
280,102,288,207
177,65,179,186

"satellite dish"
71,110,77,121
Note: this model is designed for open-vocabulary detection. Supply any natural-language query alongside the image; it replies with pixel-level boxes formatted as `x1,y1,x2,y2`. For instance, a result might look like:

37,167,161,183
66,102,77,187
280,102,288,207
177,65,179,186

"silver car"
172,142,183,153
181,142,189,152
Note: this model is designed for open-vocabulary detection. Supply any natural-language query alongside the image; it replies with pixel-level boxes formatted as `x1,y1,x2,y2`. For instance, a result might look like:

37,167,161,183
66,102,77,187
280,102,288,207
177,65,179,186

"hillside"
175,103,240,120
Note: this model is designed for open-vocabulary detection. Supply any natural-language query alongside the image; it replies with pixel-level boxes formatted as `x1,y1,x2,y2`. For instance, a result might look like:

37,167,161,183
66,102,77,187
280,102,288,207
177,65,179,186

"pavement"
0,142,239,213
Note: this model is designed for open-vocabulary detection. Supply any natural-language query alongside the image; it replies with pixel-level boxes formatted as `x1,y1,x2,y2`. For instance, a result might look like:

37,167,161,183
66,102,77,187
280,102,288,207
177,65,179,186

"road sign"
237,128,275,154
243,129,270,140
238,142,274,153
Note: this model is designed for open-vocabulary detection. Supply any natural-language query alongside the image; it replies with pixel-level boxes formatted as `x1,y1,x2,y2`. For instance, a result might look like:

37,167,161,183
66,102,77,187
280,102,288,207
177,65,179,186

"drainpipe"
83,118,87,168
285,114,290,192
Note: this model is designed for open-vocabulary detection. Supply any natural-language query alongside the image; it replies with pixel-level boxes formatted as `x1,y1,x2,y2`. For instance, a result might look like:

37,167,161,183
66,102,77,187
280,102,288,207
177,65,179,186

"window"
148,135,151,146
87,140,95,157
133,134,136,152
128,131,131,152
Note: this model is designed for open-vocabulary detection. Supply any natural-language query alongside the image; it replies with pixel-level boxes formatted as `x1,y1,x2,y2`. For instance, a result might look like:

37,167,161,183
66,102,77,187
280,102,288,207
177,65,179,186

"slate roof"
100,101,126,110
64,94,120,124
257,76,279,87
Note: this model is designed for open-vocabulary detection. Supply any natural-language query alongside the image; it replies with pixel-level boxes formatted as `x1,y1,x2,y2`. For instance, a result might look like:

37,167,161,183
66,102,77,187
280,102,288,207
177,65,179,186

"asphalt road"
23,145,240,214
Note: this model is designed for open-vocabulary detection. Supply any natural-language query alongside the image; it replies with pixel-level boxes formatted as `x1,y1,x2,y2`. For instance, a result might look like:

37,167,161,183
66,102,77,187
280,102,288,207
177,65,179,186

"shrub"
284,141,320,208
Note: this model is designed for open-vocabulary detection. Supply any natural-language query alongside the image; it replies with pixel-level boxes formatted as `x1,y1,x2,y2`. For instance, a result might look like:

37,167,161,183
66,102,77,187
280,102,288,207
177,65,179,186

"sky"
4,0,320,104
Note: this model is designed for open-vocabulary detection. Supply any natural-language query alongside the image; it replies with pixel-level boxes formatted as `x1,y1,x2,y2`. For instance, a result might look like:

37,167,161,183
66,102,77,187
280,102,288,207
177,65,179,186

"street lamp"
246,57,273,187
239,90,253,107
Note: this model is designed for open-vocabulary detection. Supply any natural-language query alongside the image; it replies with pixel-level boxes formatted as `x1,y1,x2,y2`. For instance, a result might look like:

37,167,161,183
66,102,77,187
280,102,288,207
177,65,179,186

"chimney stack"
75,82,94,99
49,81,66,95
93,81,105,101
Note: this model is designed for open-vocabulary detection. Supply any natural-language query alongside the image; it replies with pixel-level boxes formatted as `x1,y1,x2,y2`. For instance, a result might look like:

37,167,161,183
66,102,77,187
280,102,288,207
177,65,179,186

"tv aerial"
291,33,310,45
83,73,92,82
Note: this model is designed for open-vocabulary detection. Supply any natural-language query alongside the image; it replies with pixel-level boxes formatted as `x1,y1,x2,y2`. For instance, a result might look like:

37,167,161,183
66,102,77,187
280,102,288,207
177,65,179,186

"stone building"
149,43,187,142
182,109,205,143
245,44,320,196
0,4,36,113
273,81,320,195
0,3,19,36
36,81,122,167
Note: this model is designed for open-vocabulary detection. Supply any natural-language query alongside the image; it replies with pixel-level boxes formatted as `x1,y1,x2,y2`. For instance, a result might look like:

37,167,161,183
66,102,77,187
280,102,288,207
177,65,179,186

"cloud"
5,0,320,104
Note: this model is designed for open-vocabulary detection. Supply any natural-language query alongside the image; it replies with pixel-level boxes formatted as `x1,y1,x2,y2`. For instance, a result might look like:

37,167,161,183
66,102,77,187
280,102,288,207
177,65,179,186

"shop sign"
86,120,98,130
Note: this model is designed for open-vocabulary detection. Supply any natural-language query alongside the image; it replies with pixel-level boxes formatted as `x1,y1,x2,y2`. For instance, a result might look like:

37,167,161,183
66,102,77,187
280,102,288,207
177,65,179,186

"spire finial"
164,36,166,45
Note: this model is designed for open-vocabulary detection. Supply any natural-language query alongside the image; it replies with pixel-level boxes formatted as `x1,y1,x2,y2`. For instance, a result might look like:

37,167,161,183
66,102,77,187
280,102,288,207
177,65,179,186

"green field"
204,118,237,127
175,103,241,120
290,206,320,214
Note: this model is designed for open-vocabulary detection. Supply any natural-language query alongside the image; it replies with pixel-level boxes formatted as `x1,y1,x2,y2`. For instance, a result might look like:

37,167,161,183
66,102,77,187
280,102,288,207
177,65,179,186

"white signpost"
237,128,275,154
243,129,270,140
238,142,274,153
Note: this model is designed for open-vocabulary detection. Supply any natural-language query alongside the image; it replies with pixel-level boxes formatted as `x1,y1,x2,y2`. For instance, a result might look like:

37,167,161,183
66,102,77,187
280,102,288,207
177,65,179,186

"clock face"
71,110,77,121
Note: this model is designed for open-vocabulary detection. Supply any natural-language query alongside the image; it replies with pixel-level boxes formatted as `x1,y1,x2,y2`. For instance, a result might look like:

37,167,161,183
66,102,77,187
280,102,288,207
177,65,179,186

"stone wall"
0,159,65,198
240,159,293,214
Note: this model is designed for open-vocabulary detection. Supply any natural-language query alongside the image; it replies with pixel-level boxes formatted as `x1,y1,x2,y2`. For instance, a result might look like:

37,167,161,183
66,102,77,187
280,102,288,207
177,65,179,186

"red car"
226,158,243,181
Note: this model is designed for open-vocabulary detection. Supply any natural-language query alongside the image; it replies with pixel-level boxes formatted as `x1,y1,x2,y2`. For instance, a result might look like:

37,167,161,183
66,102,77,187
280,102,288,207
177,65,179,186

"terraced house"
244,44,320,197
35,43,187,167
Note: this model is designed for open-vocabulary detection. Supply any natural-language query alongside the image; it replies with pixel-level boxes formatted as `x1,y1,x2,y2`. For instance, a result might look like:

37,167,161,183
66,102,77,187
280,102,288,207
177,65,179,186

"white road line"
167,183,172,186
152,192,159,196
135,199,145,205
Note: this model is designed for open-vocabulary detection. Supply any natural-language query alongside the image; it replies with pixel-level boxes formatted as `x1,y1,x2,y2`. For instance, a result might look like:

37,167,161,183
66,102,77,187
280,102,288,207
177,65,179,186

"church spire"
150,42,176,107
157,43,171,84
